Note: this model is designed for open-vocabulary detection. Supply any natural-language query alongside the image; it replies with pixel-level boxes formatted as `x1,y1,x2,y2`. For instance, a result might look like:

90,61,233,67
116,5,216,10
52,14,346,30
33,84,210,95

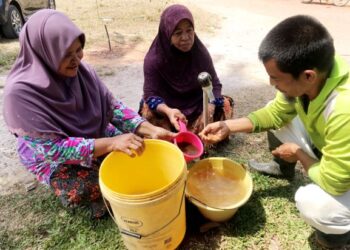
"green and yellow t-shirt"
248,56,350,195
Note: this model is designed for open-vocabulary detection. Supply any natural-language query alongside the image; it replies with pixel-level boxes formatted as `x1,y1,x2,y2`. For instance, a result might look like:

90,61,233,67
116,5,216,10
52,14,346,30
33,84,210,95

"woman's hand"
199,121,230,144
135,121,177,142
94,133,145,158
168,108,187,131
149,126,177,141
157,104,186,131
109,133,145,156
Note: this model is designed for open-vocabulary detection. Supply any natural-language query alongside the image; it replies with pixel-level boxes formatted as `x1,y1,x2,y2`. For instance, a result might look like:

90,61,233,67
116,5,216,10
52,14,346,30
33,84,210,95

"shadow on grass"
307,231,336,250
178,200,224,250
224,191,266,236
178,181,266,249
223,180,306,237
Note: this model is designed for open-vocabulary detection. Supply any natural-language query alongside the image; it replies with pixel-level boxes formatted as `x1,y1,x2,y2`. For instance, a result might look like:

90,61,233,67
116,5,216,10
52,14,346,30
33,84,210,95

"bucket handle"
187,195,232,211
102,182,186,239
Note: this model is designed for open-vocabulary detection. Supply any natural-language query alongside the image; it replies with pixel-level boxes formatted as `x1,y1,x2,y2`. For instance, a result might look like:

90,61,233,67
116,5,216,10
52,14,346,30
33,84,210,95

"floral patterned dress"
17,99,144,218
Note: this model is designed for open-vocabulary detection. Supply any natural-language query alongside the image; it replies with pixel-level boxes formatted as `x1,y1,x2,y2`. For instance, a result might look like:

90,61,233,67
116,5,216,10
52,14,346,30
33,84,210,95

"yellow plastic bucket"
99,139,187,250
186,157,253,222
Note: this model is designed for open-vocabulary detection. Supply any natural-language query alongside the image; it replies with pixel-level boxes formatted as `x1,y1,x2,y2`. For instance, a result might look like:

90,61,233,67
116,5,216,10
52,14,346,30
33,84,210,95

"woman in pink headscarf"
3,9,175,219
139,4,234,134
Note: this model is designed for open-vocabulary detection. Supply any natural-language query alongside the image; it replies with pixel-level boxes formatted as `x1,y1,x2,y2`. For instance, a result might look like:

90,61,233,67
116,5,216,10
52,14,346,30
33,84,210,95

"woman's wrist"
93,137,113,157
145,96,164,111
210,97,224,107
157,103,172,116
135,121,155,138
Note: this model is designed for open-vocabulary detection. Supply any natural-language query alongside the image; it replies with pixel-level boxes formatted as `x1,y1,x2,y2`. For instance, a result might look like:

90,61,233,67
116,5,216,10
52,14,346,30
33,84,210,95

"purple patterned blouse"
17,99,144,185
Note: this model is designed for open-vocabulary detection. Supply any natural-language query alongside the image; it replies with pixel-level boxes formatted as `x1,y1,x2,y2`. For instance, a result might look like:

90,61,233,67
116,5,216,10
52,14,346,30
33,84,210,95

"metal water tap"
198,72,215,127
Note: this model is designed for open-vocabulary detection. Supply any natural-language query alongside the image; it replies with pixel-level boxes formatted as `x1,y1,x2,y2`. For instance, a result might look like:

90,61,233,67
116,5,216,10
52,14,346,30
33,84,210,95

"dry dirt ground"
0,0,350,195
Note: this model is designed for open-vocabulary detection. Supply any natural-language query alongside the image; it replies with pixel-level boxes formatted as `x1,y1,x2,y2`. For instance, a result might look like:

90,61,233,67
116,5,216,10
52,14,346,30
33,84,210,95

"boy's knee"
295,185,328,222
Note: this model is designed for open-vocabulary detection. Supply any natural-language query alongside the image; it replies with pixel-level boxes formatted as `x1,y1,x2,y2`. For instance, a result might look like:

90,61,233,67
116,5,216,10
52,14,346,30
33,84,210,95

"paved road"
192,0,350,90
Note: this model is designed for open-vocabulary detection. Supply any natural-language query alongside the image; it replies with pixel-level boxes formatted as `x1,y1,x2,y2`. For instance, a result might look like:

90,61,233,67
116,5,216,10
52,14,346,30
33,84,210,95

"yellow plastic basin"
186,157,253,222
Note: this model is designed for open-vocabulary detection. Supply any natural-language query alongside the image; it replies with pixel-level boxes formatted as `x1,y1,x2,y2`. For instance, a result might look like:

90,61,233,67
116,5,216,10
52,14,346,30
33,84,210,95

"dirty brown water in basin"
187,161,246,208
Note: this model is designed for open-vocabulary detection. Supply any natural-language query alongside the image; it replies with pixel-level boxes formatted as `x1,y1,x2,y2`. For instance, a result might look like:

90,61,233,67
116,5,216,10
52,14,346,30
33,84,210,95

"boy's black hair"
258,15,335,79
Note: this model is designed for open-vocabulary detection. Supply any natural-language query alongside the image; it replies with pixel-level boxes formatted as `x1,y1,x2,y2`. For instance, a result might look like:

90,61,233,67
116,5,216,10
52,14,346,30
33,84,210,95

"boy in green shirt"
199,15,350,248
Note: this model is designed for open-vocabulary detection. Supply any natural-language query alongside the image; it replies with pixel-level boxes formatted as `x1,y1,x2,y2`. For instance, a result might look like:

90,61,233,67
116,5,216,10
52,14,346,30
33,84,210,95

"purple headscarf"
3,9,114,138
143,4,222,122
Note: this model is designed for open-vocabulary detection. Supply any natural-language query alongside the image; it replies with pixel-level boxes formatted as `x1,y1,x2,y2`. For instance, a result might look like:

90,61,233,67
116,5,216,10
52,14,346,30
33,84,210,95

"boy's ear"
302,69,317,83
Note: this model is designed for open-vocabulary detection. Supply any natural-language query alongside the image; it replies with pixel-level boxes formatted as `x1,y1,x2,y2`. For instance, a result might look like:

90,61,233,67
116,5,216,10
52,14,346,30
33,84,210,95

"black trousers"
267,130,322,178
267,131,297,178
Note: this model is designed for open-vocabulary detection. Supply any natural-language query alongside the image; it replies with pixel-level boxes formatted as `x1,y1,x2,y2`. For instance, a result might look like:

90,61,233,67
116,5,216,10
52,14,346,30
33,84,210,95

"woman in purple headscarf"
3,9,175,218
139,4,234,134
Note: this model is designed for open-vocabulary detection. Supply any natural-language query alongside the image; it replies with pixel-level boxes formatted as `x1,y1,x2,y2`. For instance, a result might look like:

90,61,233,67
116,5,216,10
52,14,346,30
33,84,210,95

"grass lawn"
0,139,327,249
